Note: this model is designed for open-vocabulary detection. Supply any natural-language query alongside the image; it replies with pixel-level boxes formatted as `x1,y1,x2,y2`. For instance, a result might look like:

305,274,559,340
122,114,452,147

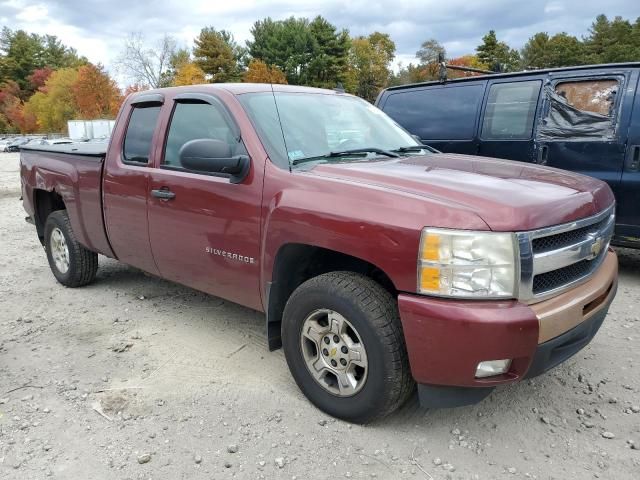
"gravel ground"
0,151,639,480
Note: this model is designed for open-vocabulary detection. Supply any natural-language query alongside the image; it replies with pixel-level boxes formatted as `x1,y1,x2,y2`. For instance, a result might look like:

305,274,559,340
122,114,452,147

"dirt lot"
0,151,639,480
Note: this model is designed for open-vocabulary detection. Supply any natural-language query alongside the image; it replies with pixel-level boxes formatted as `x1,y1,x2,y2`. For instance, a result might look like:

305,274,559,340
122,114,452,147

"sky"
1,0,638,83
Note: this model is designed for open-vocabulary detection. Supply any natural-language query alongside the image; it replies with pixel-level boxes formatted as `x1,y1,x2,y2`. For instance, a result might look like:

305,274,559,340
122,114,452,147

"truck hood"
306,153,614,231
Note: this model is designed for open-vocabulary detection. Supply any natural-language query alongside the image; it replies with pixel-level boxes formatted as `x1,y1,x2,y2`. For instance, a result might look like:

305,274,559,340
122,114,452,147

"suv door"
380,83,485,154
618,69,640,246
103,97,163,274
147,94,263,311
478,79,542,161
534,70,634,200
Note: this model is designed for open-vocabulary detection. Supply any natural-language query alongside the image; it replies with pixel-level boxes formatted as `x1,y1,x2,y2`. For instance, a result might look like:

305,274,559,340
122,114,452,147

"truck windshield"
238,92,424,168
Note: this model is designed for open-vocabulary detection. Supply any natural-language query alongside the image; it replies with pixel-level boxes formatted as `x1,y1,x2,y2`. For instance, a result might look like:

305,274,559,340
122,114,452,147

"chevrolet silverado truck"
20,84,618,423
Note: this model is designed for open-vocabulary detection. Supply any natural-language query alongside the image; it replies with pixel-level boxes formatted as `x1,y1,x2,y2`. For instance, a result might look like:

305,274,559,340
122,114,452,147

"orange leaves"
242,59,287,84
72,64,123,119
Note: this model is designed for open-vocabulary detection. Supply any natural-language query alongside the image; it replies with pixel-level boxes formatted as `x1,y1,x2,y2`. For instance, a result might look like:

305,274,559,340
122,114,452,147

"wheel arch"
265,243,397,351
33,188,66,244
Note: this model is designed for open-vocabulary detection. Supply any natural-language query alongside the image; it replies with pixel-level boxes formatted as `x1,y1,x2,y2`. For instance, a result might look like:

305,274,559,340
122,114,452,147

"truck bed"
20,145,114,257
20,142,107,158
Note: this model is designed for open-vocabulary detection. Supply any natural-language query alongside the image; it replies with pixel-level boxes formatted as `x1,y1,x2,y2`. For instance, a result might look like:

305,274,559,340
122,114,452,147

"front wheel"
44,210,98,287
282,272,414,423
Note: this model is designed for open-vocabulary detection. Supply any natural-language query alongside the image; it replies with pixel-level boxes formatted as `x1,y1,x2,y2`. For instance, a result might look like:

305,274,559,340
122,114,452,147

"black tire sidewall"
44,212,75,285
282,281,395,423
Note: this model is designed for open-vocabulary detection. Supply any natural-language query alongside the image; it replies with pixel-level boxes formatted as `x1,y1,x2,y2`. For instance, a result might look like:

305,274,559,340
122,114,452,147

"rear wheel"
282,271,414,423
44,210,98,287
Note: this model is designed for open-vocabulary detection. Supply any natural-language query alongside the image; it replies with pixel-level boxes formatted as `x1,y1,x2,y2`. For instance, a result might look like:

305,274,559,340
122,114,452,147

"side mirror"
179,139,249,183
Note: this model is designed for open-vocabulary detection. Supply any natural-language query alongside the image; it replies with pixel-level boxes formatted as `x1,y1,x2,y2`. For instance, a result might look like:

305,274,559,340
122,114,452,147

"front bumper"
398,250,618,407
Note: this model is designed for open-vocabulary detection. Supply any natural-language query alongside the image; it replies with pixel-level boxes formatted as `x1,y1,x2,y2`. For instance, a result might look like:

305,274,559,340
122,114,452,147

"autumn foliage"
72,64,122,118
242,60,287,84
173,62,206,86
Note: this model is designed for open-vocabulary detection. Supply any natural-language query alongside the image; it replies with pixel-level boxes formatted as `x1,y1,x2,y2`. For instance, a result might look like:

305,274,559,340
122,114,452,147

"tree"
242,59,287,84
0,28,86,96
248,17,315,84
26,67,79,132
476,30,521,72
390,63,430,86
27,67,53,91
448,55,490,77
72,63,122,119
173,62,206,86
123,84,148,97
115,33,177,88
344,32,396,103
193,27,242,82
583,15,640,63
521,32,584,68
416,38,446,65
307,16,350,88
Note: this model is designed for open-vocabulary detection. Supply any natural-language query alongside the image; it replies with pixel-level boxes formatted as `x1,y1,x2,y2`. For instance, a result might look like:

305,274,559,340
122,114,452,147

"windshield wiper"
391,144,439,154
292,147,399,166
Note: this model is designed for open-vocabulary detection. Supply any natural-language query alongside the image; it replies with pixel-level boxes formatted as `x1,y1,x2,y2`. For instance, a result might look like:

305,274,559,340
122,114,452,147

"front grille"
517,205,615,301
532,216,609,254
532,259,592,294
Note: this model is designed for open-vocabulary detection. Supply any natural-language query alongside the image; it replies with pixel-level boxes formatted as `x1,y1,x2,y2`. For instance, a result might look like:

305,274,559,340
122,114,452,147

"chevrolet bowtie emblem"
330,347,337,357
589,237,603,259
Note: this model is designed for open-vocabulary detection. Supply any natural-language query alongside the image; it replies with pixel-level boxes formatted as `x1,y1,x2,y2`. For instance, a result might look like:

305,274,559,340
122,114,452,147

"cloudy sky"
1,0,638,80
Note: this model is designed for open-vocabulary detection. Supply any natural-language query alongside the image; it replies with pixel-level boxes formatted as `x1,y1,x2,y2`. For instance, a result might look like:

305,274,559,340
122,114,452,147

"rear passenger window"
163,102,239,168
537,77,621,141
555,80,617,116
383,85,484,140
123,105,161,164
481,81,541,140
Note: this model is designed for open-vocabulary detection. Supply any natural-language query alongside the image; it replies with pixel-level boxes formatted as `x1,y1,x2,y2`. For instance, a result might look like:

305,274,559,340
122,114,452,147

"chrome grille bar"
516,205,615,303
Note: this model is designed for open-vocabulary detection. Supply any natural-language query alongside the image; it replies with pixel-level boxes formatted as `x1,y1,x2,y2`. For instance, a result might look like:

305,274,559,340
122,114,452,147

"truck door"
618,70,640,245
147,94,263,311
534,70,634,203
103,96,163,275
477,79,542,161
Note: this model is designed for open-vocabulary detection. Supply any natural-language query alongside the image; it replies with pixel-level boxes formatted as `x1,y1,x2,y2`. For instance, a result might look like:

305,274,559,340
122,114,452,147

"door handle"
626,145,640,172
537,145,549,165
151,188,176,200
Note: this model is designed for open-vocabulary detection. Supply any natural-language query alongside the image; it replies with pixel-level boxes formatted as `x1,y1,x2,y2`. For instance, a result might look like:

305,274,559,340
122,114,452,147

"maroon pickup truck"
20,84,618,423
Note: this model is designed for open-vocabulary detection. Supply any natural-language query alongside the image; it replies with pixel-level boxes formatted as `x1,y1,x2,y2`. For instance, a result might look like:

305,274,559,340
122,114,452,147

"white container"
67,120,92,140
91,119,114,139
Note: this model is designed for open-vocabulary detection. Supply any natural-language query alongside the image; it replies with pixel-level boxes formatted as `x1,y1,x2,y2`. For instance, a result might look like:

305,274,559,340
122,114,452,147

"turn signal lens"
419,266,441,291
421,233,440,261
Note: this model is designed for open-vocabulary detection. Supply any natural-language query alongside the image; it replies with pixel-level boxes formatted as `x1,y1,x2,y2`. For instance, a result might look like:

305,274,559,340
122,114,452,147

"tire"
282,271,414,423
44,210,98,287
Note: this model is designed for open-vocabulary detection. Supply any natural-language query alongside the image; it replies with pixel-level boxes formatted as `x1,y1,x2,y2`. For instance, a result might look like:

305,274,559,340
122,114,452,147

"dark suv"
376,62,640,248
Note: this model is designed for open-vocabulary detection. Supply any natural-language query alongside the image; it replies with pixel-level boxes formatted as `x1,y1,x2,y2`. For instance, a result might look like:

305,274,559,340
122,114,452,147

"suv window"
163,101,238,168
383,85,484,140
481,80,541,140
123,105,161,164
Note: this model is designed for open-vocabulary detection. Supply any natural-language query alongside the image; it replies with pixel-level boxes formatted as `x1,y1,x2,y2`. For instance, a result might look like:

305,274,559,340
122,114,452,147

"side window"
163,101,239,168
481,80,541,140
537,78,620,141
382,85,484,140
123,105,161,164
555,80,617,116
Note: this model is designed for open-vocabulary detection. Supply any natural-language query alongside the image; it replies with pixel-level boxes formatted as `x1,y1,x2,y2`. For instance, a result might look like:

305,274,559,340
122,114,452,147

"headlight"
418,228,518,298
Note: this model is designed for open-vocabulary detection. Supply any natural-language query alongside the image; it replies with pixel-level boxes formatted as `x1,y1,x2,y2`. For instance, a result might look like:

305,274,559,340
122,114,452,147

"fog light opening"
475,359,512,378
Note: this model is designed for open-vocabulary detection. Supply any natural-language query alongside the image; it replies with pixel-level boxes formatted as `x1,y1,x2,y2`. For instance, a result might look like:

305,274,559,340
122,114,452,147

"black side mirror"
179,139,249,183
